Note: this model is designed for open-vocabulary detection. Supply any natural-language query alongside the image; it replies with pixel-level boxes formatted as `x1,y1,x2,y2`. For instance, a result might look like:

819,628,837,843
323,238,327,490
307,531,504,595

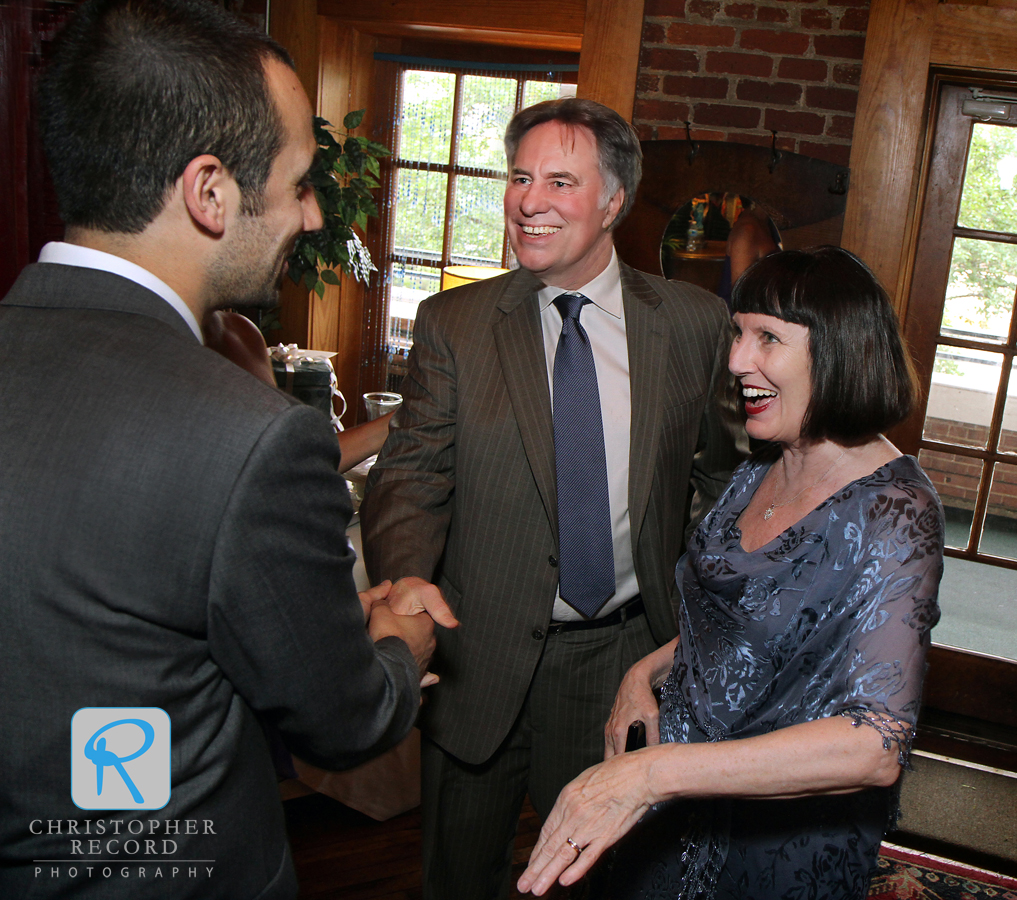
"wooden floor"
284,794,553,900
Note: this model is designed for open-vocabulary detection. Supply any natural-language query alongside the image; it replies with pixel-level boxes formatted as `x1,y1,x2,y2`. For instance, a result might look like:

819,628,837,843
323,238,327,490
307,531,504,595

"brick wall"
922,418,1017,518
633,0,869,166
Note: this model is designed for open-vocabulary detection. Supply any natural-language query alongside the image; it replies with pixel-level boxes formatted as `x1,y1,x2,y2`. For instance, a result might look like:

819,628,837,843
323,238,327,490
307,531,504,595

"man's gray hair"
504,97,643,229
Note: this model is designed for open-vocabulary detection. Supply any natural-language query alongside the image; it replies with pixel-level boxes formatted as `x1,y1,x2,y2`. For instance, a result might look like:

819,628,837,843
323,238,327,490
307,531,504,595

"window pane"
935,556,1017,661
1001,358,1017,454
393,169,448,259
923,345,1003,449
957,121,1017,234
523,80,575,107
399,70,454,164
388,262,441,347
981,461,1017,560
918,448,983,550
450,175,506,266
458,75,516,171
941,237,1016,343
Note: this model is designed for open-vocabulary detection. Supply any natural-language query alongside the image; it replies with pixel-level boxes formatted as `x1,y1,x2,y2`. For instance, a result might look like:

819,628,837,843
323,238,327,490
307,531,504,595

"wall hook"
768,131,782,173
685,121,699,165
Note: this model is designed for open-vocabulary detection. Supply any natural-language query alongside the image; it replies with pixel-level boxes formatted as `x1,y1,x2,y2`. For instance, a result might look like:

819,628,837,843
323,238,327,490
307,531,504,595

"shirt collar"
38,241,204,344
536,248,622,319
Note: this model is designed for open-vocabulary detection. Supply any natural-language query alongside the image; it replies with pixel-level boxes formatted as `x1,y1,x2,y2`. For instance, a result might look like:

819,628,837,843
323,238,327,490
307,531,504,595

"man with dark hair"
361,97,745,900
0,1,436,897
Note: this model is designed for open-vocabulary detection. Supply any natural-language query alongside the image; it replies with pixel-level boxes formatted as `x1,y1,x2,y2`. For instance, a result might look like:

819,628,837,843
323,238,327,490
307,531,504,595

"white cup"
363,391,402,421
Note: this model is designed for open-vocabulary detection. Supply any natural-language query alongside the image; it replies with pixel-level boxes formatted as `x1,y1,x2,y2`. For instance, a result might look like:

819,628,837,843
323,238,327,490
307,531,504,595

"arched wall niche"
613,140,849,285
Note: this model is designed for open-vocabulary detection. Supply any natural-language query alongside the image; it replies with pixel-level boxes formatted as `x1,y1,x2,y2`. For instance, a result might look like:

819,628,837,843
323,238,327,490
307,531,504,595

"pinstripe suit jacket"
362,262,743,765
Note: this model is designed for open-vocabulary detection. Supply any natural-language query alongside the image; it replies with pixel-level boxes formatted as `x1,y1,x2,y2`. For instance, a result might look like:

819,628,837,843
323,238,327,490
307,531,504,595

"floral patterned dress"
590,452,944,900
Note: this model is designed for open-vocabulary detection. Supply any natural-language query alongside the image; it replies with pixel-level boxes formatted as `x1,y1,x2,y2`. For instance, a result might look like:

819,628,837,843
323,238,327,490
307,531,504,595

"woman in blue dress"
518,246,944,900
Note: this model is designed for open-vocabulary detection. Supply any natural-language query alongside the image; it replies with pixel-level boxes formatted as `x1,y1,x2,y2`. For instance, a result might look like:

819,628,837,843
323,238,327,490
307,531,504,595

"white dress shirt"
38,241,204,343
539,249,637,620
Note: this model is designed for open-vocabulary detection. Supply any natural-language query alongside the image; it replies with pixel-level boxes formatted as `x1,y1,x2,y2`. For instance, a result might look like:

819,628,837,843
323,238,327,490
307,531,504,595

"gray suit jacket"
0,264,420,899
362,263,743,765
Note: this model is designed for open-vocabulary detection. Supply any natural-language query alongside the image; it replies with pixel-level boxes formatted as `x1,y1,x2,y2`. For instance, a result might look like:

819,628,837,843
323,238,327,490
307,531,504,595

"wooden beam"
268,0,320,347
931,3,1017,71
316,0,585,41
313,16,379,412
331,21,580,52
576,0,645,120
269,0,321,117
841,0,938,310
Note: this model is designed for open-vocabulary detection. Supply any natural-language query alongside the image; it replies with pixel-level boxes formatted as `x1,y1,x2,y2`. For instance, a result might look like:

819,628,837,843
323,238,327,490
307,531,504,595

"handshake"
359,576,459,688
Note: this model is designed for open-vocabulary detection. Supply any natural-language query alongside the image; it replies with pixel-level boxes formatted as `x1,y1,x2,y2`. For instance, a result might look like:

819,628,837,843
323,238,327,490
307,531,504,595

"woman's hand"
520,714,905,895
604,639,677,759
517,751,659,895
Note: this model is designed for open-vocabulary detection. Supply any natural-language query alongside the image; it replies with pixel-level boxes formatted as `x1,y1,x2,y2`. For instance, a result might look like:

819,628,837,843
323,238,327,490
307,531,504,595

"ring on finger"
566,837,583,856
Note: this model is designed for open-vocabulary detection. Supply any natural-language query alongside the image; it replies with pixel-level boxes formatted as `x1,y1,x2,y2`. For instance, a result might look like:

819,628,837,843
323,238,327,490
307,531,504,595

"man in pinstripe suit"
362,98,744,900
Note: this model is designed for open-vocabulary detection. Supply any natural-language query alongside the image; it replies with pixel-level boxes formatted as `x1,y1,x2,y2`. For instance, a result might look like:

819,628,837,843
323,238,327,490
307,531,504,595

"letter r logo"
71,708,171,810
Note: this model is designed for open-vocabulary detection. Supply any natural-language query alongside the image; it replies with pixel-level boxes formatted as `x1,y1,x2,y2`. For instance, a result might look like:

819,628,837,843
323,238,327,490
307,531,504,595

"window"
904,82,1017,662
377,61,576,387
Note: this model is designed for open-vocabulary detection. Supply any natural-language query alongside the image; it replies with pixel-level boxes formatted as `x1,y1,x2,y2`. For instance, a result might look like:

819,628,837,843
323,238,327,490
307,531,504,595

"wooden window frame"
844,0,1017,732
902,79,1017,572
268,0,647,422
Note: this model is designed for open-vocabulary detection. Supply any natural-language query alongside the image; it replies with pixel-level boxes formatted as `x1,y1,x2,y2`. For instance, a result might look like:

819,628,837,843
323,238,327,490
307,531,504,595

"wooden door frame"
843,0,1017,319
844,0,1017,730
269,0,646,420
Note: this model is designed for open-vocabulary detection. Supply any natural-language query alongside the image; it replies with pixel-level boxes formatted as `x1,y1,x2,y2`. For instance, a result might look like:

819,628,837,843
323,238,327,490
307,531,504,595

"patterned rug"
868,843,1017,899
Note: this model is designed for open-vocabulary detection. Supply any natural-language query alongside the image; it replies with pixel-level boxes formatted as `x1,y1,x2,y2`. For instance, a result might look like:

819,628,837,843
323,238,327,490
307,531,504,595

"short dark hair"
504,97,642,227
39,0,293,233
731,246,916,442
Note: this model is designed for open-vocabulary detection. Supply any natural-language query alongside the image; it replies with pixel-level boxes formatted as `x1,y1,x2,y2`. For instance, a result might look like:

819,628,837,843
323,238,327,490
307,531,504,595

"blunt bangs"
731,247,916,443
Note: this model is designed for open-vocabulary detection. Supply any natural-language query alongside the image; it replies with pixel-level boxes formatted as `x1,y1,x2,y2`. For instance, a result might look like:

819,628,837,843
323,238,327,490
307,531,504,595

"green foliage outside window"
948,124,1017,336
391,72,563,268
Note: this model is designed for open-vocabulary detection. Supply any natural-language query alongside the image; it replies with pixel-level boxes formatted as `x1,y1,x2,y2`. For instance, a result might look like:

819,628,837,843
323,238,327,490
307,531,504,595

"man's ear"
602,186,625,231
181,155,234,235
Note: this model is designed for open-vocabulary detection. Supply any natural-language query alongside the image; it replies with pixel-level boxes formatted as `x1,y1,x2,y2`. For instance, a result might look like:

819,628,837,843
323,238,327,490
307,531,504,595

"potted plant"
287,109,389,297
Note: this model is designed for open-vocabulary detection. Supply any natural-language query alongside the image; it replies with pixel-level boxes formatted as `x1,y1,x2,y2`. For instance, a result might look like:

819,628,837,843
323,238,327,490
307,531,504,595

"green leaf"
286,107,386,291
343,109,366,130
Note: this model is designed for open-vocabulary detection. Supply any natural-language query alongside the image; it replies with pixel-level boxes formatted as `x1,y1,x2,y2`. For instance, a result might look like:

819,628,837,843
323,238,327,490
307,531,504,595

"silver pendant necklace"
763,450,846,520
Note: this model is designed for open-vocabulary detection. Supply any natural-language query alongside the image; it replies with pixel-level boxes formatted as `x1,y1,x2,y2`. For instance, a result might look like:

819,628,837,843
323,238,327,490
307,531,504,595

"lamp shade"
441,265,510,292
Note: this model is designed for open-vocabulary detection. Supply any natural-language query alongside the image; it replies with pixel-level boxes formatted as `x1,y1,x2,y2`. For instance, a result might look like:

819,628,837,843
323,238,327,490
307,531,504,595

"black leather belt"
546,597,645,636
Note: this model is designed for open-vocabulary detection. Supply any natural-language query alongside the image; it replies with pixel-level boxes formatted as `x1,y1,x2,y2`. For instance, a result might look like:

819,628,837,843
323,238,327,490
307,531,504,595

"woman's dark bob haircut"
731,246,917,443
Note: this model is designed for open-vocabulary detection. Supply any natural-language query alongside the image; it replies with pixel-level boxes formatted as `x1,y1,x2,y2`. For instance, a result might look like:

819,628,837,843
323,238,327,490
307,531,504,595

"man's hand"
368,603,436,683
385,576,459,629
358,579,393,623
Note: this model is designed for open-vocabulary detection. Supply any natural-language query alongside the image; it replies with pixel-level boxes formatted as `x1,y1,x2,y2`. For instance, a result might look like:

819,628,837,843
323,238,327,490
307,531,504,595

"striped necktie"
552,292,616,618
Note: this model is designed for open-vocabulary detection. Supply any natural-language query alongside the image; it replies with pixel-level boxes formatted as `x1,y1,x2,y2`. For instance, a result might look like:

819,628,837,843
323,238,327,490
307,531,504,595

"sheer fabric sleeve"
825,469,944,764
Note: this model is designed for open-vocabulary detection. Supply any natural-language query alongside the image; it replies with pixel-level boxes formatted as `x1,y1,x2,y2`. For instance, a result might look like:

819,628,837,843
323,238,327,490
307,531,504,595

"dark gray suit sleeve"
206,404,420,770
361,296,457,585
687,303,749,539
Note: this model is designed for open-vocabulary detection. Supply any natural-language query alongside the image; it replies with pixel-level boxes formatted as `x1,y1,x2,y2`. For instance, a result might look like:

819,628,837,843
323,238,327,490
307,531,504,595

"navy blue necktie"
552,292,615,618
